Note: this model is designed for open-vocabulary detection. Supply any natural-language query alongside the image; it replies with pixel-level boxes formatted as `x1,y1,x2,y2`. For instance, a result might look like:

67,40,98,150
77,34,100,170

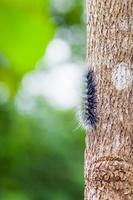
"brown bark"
85,0,133,199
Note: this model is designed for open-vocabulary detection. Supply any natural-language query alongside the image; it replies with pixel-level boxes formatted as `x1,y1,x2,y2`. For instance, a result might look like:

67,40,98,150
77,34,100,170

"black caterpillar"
78,69,97,130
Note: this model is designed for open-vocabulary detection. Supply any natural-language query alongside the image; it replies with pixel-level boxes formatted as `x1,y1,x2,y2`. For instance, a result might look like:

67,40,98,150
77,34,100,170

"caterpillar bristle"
78,69,97,131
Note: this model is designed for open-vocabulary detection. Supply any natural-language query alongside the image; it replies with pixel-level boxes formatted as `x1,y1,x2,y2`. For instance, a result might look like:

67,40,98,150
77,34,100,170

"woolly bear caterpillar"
77,69,97,130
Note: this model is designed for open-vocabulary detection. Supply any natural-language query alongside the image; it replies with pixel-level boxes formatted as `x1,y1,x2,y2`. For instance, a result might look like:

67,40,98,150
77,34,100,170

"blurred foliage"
0,0,55,94
0,0,55,74
0,0,85,199
0,99,84,200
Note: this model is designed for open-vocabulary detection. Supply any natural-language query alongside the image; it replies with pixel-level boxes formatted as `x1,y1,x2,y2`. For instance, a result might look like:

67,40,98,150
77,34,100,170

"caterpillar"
78,69,97,130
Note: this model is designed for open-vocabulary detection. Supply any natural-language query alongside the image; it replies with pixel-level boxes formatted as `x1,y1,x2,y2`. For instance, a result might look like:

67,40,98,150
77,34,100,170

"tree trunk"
85,0,133,199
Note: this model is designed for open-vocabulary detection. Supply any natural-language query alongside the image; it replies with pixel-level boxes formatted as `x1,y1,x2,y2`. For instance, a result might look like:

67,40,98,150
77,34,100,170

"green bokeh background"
0,0,86,199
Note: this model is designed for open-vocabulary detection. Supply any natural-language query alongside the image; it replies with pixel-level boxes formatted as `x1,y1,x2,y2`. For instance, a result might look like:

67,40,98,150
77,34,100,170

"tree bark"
85,0,133,199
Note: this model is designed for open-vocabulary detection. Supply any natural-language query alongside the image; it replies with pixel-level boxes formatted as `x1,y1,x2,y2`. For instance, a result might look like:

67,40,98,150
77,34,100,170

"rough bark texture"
85,0,133,199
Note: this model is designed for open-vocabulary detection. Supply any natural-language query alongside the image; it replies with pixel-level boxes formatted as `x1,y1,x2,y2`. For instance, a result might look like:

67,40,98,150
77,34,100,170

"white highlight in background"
16,63,83,111
44,38,71,67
